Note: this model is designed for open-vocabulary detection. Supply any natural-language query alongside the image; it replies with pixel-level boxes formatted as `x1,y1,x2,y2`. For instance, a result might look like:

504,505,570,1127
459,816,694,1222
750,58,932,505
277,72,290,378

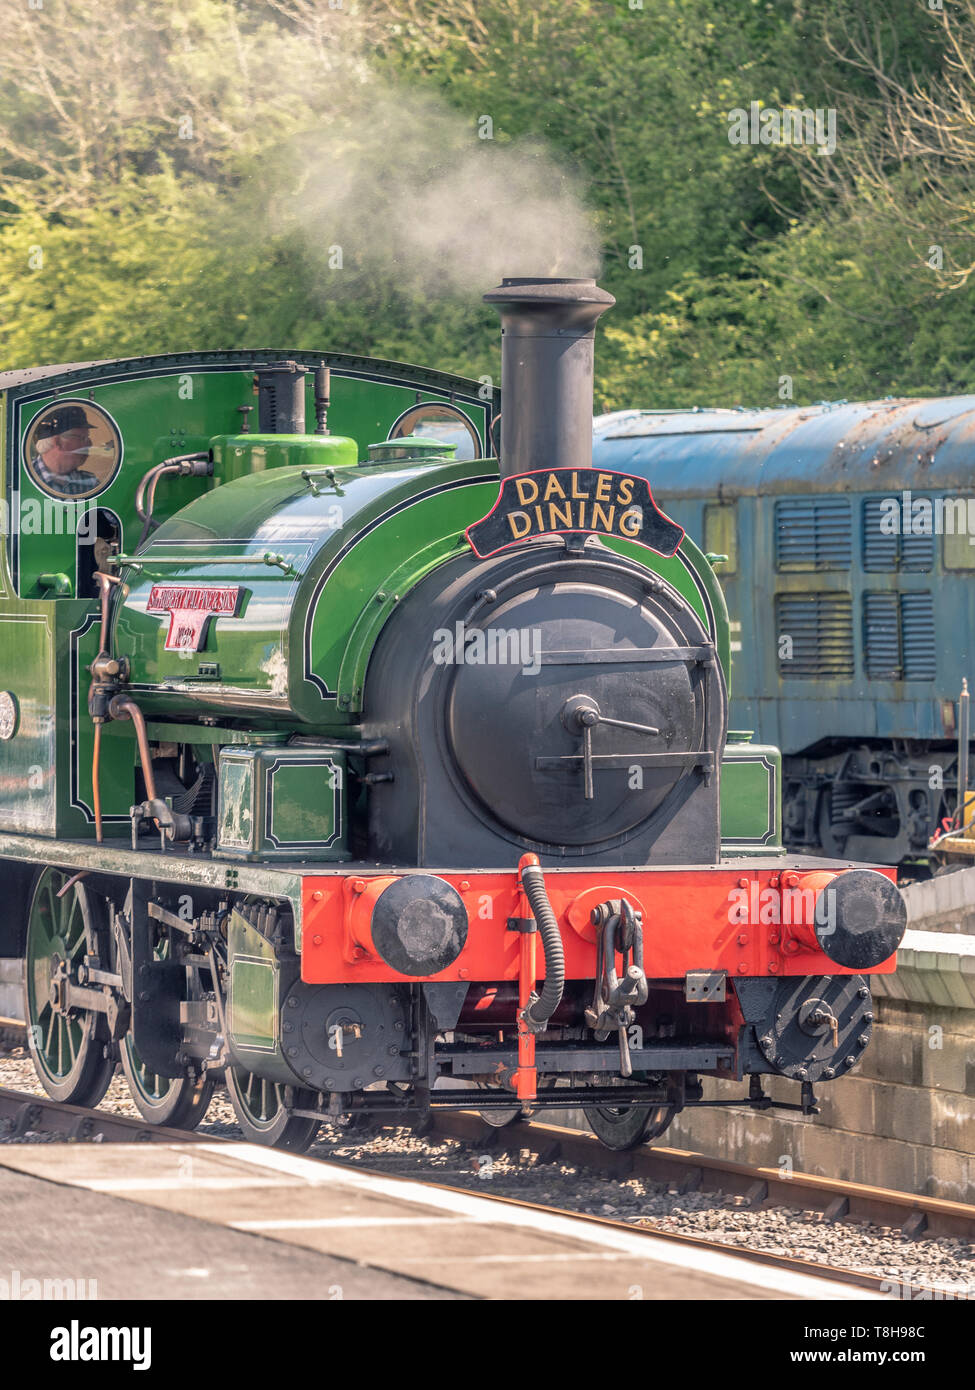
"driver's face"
46,428,92,473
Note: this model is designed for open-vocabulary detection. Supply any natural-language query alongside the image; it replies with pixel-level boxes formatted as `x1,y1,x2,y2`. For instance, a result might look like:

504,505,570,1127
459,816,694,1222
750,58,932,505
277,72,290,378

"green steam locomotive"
0,279,905,1150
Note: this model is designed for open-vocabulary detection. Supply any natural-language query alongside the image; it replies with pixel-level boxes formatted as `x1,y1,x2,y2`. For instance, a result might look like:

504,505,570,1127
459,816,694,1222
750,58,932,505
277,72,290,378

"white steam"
268,85,601,294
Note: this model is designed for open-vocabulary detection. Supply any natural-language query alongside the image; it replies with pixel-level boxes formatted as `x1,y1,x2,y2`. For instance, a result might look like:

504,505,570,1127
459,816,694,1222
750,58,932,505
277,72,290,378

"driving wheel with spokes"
23,868,116,1106
225,1067,321,1151
120,1037,215,1129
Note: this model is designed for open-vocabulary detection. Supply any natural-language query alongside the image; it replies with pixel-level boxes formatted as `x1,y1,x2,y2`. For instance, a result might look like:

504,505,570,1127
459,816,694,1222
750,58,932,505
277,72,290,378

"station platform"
0,1140,881,1301
0,1163,453,1301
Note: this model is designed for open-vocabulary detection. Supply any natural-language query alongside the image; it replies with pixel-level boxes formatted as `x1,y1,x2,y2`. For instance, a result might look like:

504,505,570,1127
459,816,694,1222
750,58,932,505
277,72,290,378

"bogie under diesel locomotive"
0,278,907,1149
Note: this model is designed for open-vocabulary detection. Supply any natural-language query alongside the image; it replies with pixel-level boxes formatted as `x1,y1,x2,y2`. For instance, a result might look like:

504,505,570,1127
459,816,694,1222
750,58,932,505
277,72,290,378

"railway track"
3,1009,973,1249
2,1068,972,1298
0,1082,887,1296
425,1111,975,1243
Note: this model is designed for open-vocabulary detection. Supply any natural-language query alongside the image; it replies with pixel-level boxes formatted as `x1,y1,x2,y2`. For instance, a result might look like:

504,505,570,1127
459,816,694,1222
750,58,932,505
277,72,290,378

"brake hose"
518,853,565,1032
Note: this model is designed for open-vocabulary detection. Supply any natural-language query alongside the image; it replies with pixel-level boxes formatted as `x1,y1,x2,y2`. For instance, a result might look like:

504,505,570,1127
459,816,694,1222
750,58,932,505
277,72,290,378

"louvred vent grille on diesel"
776,498,852,570
900,592,936,679
863,497,934,571
863,592,901,678
863,591,936,680
901,529,936,572
776,593,854,678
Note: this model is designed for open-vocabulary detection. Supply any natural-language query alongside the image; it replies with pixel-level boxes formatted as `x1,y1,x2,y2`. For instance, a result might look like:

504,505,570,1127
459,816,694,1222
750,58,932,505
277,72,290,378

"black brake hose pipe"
518,853,565,1033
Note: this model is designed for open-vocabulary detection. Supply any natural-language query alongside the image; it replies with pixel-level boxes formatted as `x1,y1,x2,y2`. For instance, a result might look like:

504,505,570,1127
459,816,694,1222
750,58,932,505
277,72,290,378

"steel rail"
3,1008,973,1240
0,1086,218,1146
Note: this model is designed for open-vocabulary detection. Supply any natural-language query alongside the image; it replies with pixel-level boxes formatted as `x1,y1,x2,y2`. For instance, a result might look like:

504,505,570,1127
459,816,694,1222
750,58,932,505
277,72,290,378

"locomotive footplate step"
0,1143,884,1301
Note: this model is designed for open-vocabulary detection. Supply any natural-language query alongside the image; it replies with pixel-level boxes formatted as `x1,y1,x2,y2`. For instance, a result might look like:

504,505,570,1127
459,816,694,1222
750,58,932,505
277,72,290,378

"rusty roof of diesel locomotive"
592,396,975,496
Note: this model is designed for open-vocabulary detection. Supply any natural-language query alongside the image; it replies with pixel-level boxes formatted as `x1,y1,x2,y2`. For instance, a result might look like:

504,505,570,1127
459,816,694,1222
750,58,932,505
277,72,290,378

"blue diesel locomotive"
593,397,974,869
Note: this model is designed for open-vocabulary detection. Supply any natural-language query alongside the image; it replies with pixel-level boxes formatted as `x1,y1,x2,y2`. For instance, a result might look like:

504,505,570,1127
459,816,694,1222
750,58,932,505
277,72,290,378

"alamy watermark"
432,621,541,676
0,494,98,537
1,1268,97,1299
728,881,837,933
727,102,836,156
880,1278,973,1301
878,490,975,542
50,1321,150,1371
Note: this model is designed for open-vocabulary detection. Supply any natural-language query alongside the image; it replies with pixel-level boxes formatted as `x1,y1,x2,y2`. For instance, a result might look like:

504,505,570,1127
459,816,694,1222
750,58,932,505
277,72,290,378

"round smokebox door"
446,579,704,846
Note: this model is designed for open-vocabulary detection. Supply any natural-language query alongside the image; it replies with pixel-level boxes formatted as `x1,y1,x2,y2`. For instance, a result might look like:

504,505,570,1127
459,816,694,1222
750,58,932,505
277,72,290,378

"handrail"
110,552,297,575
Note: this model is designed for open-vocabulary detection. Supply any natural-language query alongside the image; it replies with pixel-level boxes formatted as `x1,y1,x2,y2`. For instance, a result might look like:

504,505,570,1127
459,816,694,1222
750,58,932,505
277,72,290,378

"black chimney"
483,277,615,479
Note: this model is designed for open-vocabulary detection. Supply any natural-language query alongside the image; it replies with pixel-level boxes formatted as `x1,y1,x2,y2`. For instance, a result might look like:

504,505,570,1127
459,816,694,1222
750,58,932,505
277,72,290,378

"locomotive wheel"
476,1081,522,1128
476,1073,564,1128
120,1038,215,1130
117,916,214,1129
226,1067,321,1151
478,1104,522,1128
23,868,116,1106
583,1100,676,1151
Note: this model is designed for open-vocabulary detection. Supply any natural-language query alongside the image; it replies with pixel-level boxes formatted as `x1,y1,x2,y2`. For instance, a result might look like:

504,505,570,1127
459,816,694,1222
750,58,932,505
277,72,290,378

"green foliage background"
0,0,970,410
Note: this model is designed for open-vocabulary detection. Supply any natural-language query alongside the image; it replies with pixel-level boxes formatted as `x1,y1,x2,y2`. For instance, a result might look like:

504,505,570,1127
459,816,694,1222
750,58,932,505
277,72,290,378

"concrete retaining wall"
902,866,975,935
